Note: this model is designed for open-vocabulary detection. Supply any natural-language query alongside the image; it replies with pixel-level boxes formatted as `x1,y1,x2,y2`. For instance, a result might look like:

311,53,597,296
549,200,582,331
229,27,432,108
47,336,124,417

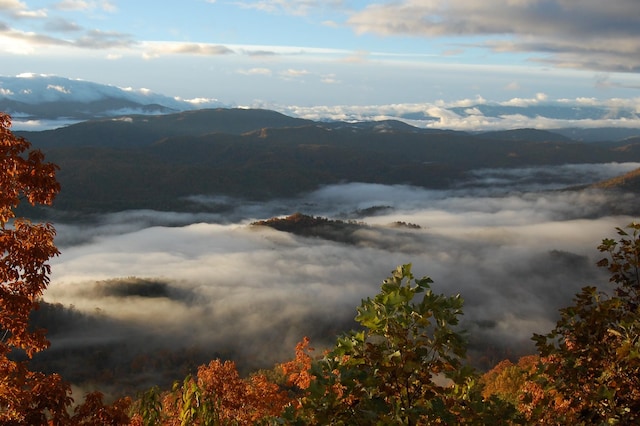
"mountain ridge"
4,74,640,140
11,108,640,213
0,74,223,123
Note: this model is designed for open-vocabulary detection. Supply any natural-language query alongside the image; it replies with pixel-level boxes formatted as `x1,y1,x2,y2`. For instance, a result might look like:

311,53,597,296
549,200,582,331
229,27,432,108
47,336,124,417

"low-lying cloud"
279,97,640,132
41,162,639,393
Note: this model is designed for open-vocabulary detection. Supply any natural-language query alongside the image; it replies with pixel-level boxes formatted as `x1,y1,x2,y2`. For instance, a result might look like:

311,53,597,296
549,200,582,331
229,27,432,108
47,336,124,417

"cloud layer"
43,163,640,388
348,0,640,73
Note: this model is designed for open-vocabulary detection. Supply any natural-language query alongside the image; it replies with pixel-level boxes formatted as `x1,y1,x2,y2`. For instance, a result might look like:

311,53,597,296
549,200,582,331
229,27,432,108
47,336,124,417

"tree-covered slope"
14,108,640,212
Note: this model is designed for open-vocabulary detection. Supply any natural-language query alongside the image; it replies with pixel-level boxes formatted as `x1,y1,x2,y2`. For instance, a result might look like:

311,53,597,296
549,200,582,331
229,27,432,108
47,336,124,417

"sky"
1,0,640,108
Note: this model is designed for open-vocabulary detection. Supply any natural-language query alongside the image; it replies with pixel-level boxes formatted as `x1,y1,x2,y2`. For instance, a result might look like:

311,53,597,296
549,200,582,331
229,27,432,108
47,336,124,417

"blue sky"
1,0,640,109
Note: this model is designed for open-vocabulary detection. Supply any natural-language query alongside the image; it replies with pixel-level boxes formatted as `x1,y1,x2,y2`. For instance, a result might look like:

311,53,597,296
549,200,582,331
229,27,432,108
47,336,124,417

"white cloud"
273,96,640,131
46,83,70,94
54,0,90,11
280,68,310,78
54,0,115,12
16,8,46,18
180,96,221,106
0,0,45,18
232,0,344,17
237,67,272,76
141,41,234,59
0,0,27,12
501,92,548,107
320,73,339,84
441,96,488,108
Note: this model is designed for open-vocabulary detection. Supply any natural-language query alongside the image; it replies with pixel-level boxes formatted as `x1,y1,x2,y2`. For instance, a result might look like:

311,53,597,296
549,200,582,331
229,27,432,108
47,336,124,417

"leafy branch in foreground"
1,113,131,424
283,264,511,425
486,222,640,425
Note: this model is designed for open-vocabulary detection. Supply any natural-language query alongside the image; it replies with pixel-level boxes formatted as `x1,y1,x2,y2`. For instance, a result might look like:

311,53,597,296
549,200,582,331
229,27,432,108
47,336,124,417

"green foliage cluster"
529,223,640,425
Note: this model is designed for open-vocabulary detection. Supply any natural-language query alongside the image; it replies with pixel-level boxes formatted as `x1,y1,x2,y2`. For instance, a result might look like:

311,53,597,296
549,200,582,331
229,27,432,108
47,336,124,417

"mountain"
0,74,223,123
18,108,315,148
476,128,574,142
12,108,640,214
591,167,640,192
551,127,640,142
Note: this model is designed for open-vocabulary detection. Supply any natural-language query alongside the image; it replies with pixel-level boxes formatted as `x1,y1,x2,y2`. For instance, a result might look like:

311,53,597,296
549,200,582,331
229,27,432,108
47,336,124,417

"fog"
39,162,639,393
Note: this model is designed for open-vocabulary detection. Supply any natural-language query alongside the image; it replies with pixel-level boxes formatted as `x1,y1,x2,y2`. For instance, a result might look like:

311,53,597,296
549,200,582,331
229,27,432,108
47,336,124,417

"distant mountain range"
3,74,640,142
0,74,223,123
11,108,640,214
3,74,640,215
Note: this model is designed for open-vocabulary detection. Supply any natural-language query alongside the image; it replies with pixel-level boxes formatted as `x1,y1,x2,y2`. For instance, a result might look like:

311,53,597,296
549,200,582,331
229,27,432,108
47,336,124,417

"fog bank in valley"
41,162,639,392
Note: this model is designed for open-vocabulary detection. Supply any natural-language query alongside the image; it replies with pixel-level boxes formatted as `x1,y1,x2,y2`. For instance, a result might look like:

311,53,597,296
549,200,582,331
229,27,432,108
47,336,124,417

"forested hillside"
14,108,640,212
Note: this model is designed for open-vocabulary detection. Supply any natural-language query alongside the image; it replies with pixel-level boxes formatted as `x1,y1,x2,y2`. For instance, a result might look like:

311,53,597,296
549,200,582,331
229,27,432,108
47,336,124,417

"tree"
479,355,540,422
0,113,131,424
0,112,73,423
131,358,293,425
284,264,509,425
528,223,640,425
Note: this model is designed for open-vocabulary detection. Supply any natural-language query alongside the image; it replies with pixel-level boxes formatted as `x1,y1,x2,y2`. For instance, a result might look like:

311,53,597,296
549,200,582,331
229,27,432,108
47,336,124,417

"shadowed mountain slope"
12,108,640,213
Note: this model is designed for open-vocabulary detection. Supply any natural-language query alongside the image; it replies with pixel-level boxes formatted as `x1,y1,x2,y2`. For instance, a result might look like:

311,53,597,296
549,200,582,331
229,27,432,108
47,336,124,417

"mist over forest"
31,161,640,396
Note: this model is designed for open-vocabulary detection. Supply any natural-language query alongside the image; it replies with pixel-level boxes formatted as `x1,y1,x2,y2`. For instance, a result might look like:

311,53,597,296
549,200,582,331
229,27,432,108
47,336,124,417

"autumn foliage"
481,223,640,425
162,359,292,425
0,114,131,424
0,112,72,423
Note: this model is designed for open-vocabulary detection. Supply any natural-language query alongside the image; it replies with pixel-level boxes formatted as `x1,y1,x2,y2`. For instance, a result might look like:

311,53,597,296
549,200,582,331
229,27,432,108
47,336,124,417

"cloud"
44,162,640,390
595,73,640,91
47,84,70,94
243,48,278,57
54,0,91,11
347,0,640,73
54,0,116,12
274,96,640,131
232,0,345,17
501,92,548,107
75,29,135,49
43,17,82,32
141,41,234,59
0,0,27,10
237,67,273,76
0,22,135,51
15,8,46,18
0,0,46,18
181,96,221,106
280,68,310,78
320,73,339,84
0,27,70,53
